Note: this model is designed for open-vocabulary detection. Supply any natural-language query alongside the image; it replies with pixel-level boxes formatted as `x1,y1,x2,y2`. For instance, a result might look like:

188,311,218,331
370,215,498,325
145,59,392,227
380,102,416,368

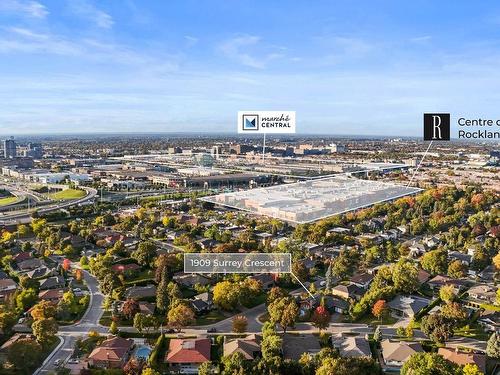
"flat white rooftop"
200,176,422,224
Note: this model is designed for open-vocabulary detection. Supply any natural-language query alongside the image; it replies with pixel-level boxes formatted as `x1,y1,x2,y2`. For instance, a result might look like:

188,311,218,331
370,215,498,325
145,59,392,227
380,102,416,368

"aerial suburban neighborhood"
1,1,500,375
0,134,497,375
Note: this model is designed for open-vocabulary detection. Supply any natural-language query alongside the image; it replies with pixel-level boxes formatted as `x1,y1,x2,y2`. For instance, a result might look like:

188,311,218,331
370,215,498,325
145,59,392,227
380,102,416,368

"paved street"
35,270,106,374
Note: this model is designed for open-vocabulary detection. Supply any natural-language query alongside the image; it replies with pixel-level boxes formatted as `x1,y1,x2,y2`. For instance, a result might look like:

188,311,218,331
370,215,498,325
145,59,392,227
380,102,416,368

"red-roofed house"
165,338,211,374
38,288,66,303
88,336,134,369
438,348,486,373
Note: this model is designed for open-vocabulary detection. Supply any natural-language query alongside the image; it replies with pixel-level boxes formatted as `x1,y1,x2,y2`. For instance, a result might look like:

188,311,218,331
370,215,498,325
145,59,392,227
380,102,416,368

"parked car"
54,359,62,366
67,358,79,364
207,327,217,333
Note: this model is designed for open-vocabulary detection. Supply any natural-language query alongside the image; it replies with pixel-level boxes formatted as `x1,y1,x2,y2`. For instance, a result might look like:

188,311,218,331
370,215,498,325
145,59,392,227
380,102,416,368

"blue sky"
1,0,500,136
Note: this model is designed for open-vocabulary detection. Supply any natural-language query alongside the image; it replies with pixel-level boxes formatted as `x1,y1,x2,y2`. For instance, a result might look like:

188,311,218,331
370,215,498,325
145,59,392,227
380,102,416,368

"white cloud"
218,35,285,69
410,35,432,44
184,35,199,47
0,0,48,18
68,0,114,29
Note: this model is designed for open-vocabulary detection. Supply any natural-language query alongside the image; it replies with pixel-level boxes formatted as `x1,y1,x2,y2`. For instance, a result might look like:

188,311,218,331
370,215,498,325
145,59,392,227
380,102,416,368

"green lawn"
195,310,227,326
0,196,19,206
356,314,398,326
454,324,490,341
49,188,86,200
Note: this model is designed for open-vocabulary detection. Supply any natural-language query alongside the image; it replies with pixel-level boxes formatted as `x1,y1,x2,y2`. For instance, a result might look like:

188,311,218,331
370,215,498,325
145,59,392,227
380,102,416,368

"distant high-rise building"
3,137,16,158
26,142,43,159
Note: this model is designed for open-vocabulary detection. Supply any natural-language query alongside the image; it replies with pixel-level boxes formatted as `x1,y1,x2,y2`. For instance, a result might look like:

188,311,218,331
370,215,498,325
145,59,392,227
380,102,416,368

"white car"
54,359,62,366
67,358,79,364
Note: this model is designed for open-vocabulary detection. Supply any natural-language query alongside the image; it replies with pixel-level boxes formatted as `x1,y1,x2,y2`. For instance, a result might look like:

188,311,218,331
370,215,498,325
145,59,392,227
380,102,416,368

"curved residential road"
35,270,106,374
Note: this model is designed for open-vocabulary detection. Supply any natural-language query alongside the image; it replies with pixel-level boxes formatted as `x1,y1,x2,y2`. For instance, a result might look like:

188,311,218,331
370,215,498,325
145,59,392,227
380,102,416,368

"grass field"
0,196,20,206
49,188,86,200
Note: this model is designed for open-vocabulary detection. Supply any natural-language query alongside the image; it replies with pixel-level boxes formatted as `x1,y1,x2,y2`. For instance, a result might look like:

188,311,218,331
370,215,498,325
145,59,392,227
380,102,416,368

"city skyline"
2,1,500,136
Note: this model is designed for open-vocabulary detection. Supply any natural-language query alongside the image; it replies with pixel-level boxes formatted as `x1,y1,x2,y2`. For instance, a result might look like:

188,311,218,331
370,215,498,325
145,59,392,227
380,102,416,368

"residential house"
26,266,56,279
423,235,441,248
17,258,43,271
417,269,431,284
438,348,486,373
408,242,427,258
197,238,219,250
350,273,374,290
0,278,18,302
38,288,66,303
327,227,351,235
387,295,431,319
283,334,320,360
477,310,499,333
138,302,156,315
465,284,497,309
367,218,386,232
331,334,371,358
190,292,213,314
125,285,156,299
248,273,275,290
88,336,134,369
60,232,86,249
165,338,211,374
0,334,36,362
39,275,65,290
448,251,472,266
223,334,262,360
380,340,423,368
331,283,364,301
427,275,467,292
322,295,350,314
478,265,496,282
173,273,214,288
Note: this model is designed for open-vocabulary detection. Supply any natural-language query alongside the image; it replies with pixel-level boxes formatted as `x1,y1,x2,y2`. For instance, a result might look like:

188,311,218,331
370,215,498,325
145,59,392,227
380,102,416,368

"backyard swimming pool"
134,345,152,360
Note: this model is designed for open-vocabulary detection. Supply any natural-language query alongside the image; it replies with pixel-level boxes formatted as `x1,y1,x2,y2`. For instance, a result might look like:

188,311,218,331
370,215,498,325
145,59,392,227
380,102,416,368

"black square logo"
424,113,450,141
242,114,259,131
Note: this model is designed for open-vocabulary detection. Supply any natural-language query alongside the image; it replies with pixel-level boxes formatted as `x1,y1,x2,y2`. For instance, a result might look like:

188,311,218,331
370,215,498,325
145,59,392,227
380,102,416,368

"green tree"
267,286,288,305
156,276,169,312
421,313,454,344
421,249,448,275
131,241,157,266
198,361,216,375
167,304,195,331
392,259,419,293
109,320,119,334
141,368,161,375
462,364,483,375
213,281,241,310
268,297,298,333
486,332,500,358
16,288,38,311
401,352,459,375
447,260,466,278
439,285,457,303
261,334,283,359
7,338,42,373
316,357,382,375
232,315,248,333
221,352,248,375
0,306,17,334
32,317,58,344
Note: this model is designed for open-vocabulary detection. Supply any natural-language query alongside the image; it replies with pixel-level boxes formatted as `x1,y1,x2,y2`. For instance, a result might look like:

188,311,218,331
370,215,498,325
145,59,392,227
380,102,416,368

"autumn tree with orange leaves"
372,300,387,321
